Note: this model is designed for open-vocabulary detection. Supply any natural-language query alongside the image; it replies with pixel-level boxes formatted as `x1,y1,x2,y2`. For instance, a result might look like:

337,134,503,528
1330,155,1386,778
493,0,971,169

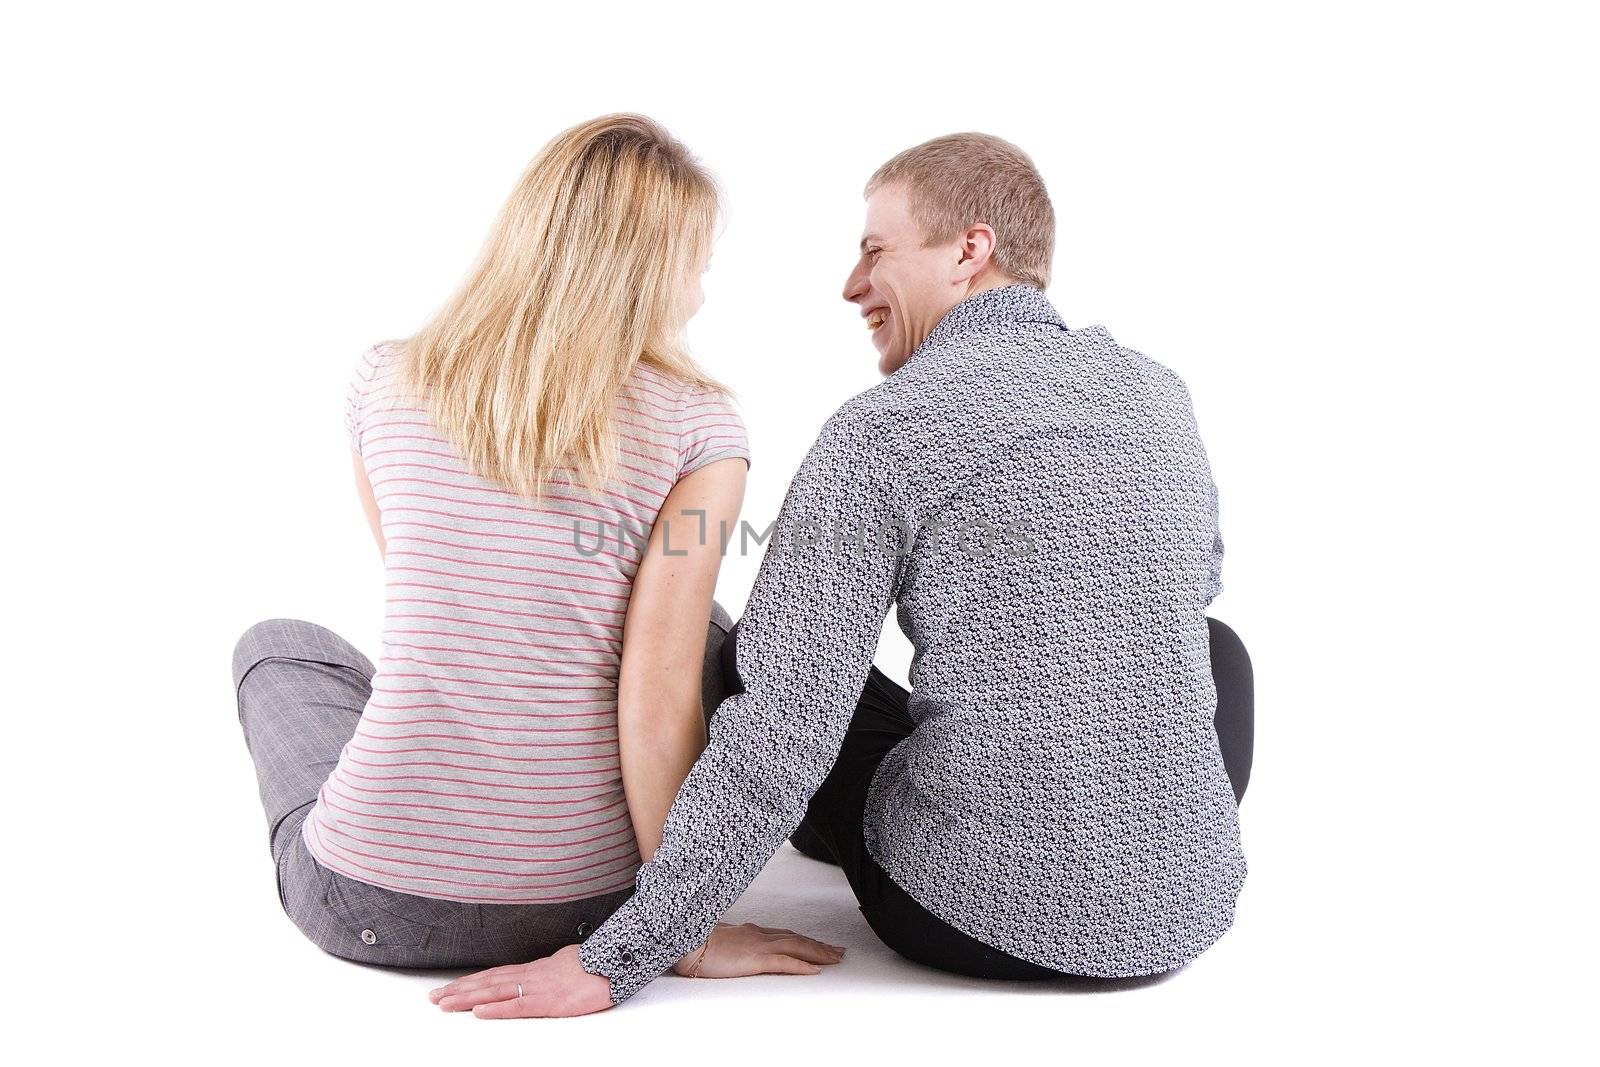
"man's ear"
952,223,998,283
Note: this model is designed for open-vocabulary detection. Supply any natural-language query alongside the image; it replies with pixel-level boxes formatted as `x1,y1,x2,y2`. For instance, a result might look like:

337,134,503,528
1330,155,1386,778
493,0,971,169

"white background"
4,1,1596,1062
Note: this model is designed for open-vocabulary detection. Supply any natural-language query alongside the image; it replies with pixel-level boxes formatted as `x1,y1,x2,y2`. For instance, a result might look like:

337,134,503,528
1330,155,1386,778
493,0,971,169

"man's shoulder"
1095,326,1189,388
812,376,905,439
784,381,917,491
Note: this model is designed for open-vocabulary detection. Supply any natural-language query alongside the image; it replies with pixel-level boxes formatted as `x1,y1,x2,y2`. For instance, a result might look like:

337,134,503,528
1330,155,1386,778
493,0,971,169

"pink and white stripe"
301,342,748,904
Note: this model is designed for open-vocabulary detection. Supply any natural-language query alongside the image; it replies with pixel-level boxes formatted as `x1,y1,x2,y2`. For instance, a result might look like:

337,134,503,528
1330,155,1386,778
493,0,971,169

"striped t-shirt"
301,341,749,904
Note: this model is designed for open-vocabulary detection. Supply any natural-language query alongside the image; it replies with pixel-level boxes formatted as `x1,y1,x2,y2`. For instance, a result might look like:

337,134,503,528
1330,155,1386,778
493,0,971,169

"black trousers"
716,616,1254,981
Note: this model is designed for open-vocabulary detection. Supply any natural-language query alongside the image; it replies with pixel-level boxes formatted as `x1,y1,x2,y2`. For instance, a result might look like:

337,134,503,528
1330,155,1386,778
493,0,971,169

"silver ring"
516,983,524,999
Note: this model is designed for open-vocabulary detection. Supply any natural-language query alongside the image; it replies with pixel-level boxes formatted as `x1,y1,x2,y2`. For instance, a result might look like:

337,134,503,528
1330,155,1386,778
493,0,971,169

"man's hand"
673,921,845,978
429,945,613,1019
428,924,846,1017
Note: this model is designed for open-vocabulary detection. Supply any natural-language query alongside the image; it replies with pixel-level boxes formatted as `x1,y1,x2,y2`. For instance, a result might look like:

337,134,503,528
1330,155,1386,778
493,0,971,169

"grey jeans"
232,603,735,968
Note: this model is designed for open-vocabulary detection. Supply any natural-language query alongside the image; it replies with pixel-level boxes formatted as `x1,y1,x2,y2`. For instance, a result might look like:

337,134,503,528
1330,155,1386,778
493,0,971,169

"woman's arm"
352,448,385,558
429,452,849,1018
617,455,747,861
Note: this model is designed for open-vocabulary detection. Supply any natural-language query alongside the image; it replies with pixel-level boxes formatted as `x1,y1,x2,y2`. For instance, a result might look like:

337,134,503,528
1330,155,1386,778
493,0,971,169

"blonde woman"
232,115,843,987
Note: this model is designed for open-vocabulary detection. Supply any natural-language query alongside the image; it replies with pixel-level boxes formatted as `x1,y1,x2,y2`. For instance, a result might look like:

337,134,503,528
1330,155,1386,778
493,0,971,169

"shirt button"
576,921,593,939
619,949,634,963
360,929,377,945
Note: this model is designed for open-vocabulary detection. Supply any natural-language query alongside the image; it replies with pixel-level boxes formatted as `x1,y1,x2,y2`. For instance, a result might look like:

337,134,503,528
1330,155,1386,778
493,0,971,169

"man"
430,133,1254,1016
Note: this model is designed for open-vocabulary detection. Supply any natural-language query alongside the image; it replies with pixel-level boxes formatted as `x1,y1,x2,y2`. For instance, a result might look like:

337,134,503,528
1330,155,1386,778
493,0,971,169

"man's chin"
870,326,907,374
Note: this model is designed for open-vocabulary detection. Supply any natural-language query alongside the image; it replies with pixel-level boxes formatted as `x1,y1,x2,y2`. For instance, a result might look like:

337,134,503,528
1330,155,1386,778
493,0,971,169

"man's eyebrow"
859,233,884,252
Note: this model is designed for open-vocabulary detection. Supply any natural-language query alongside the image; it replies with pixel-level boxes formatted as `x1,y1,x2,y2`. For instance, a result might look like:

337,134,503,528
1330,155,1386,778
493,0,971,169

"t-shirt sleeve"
344,344,386,456
676,387,750,479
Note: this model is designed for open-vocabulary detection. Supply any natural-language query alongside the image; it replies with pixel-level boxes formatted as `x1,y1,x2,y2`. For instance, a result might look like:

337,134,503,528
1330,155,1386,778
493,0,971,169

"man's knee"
702,602,736,722
1206,617,1253,706
1206,617,1247,668
718,618,744,697
1205,616,1254,803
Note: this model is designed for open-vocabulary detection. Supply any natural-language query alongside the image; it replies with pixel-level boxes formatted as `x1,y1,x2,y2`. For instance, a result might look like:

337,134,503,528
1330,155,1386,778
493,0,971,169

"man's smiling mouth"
866,308,889,331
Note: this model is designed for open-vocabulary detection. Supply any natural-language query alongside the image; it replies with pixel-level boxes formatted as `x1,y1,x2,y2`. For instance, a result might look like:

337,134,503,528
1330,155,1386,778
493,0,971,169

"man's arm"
1189,382,1223,605
1207,479,1224,604
579,410,911,1003
1171,370,1223,605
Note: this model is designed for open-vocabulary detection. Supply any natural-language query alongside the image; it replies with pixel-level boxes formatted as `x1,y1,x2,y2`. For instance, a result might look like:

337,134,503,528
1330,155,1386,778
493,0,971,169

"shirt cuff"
576,897,693,1005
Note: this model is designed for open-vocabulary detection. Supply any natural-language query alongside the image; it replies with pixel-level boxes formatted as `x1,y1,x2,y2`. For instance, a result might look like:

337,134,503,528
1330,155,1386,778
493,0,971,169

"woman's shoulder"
621,363,749,476
622,360,702,398
357,338,404,377
345,341,416,448
346,339,400,393
350,339,415,403
622,364,741,422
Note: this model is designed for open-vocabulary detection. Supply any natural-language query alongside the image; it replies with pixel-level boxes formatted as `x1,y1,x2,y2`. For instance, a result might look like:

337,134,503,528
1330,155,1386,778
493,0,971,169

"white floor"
208,843,1259,1061
97,829,1557,1065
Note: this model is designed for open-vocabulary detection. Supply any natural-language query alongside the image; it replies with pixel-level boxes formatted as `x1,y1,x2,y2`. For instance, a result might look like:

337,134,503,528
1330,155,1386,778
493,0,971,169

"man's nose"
842,264,869,303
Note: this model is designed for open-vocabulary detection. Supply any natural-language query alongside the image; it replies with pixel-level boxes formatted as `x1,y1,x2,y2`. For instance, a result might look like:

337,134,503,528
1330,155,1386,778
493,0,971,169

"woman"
232,114,843,985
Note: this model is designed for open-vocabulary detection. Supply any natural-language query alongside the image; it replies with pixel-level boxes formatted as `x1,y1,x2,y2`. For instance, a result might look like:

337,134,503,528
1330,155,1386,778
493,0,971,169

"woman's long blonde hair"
402,114,725,500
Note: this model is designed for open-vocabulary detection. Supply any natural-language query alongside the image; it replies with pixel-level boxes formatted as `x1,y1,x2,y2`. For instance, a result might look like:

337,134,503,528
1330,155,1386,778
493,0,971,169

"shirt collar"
906,283,1066,363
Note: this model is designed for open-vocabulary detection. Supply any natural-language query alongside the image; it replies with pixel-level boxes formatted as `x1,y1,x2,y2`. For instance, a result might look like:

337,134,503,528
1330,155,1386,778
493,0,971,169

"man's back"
837,283,1246,976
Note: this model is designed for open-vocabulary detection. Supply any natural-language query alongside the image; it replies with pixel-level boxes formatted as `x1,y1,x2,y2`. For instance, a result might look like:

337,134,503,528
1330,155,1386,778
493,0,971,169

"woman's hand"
429,945,612,1019
672,921,845,978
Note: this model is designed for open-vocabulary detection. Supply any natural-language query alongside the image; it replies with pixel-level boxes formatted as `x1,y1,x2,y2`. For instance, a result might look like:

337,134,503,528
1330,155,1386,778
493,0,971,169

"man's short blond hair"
866,132,1055,289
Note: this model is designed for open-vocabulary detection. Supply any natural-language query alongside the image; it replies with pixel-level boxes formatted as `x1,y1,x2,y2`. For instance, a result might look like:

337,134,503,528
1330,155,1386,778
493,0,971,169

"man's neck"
959,271,1023,303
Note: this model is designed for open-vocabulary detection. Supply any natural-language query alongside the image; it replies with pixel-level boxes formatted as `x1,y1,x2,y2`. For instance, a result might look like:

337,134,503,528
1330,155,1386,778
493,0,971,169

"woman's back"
302,340,748,903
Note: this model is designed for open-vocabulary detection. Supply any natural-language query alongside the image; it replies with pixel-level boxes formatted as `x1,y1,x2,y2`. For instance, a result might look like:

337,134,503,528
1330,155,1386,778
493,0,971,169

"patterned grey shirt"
579,283,1246,1003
